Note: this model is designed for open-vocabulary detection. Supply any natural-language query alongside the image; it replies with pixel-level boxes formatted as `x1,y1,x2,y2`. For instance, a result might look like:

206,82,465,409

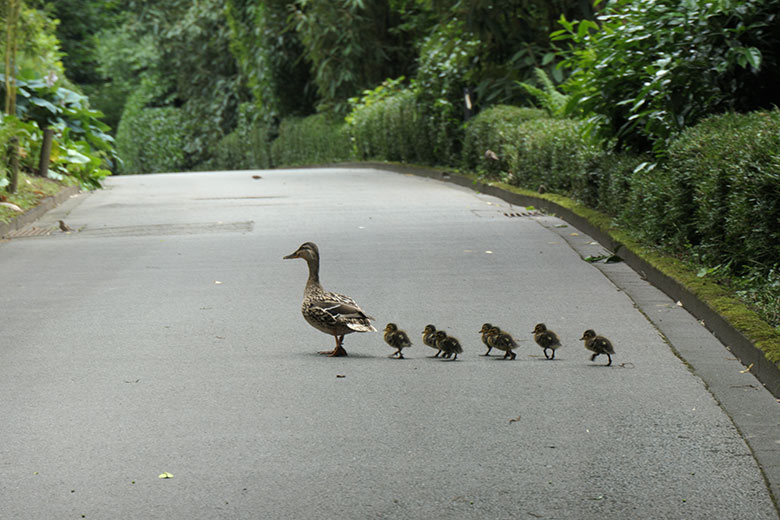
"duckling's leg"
397,350,404,359
605,354,612,366
483,347,492,356
451,353,458,360
320,335,348,357
509,350,516,360
543,348,550,359
590,352,598,362
433,350,441,358
550,349,556,360
503,351,510,359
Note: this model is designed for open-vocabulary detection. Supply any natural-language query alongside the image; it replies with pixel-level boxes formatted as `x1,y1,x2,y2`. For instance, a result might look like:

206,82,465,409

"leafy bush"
462,105,547,176
211,105,273,171
663,110,780,274
347,79,428,164
115,81,186,174
462,107,593,195
554,0,780,153
271,113,352,167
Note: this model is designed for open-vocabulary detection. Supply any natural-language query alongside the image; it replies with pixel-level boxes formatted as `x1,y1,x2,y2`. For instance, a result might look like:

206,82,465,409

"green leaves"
555,0,780,154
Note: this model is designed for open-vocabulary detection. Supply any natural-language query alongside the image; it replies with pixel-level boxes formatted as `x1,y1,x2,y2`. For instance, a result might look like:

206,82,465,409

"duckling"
581,329,615,366
533,323,561,360
422,324,441,357
479,323,496,356
284,242,376,357
487,326,518,360
433,330,463,360
384,323,412,359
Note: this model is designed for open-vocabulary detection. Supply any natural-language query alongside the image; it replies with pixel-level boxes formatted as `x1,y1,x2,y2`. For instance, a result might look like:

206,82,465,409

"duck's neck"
304,255,322,292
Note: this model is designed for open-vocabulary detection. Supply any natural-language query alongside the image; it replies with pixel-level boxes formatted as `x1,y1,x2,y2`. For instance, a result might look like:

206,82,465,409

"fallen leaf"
336,374,346,378
252,175,262,179
739,363,754,374
485,250,493,254
570,232,579,236
0,202,23,212
158,472,174,479
509,415,521,424
676,301,684,307
554,224,568,228
214,281,222,285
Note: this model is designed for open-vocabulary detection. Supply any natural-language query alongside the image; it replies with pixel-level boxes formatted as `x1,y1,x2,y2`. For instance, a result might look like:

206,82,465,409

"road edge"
0,185,81,238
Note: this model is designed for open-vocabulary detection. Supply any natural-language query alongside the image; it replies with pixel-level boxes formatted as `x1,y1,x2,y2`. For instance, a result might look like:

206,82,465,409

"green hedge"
463,107,595,195
211,115,273,171
627,110,780,275
270,113,352,167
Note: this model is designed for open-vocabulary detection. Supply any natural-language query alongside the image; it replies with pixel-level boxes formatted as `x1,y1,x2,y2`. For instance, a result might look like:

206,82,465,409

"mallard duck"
284,242,376,356
487,326,517,360
581,329,615,366
433,330,463,360
479,323,496,356
422,324,441,357
533,323,561,360
384,323,412,359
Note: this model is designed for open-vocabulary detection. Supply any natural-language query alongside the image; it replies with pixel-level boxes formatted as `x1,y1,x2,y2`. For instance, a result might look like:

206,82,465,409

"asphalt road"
1,167,778,519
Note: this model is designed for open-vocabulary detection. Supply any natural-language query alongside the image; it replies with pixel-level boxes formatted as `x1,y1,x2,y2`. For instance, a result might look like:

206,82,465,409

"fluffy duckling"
433,330,463,361
533,323,562,360
479,323,496,356
487,326,518,360
581,329,615,366
284,242,376,357
422,324,441,357
384,323,412,359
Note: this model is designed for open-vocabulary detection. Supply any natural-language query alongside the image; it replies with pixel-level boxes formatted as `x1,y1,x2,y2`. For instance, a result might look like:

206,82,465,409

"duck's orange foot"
319,346,348,357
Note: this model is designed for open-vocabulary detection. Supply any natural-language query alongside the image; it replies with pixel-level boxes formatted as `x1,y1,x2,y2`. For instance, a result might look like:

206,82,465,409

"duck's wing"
313,294,376,332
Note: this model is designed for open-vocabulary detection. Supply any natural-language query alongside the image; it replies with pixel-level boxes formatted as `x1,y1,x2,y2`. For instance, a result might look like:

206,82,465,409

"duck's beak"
283,251,299,260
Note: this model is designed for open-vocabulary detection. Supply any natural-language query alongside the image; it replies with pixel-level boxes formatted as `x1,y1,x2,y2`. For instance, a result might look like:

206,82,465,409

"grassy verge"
1,173,75,224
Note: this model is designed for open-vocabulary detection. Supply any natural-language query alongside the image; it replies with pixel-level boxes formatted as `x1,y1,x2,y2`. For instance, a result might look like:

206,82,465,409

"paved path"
1,168,777,519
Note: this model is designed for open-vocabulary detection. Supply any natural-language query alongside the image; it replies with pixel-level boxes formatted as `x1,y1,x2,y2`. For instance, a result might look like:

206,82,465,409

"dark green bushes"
650,110,780,274
462,107,594,195
270,113,352,167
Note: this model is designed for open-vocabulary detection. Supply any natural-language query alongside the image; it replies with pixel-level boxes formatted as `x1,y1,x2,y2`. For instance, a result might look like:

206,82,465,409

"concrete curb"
0,185,81,238
336,161,780,399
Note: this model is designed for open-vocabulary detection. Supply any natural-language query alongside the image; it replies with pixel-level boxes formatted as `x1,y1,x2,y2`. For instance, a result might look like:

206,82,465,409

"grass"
0,172,74,224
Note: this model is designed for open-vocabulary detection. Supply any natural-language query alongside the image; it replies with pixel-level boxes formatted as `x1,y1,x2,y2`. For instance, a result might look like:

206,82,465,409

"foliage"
657,110,780,274
462,104,547,176
0,169,67,223
443,0,595,107
271,113,353,167
2,2,64,78
289,0,417,115
225,0,315,120
115,80,186,174
554,0,780,153
1,71,116,188
211,103,273,171
516,68,569,118
348,82,426,164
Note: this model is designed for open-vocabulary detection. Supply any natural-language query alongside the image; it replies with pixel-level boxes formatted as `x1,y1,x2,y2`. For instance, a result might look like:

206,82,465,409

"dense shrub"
462,105,547,176
271,113,352,167
115,83,186,174
463,108,595,195
555,0,780,153
661,110,780,274
211,104,273,171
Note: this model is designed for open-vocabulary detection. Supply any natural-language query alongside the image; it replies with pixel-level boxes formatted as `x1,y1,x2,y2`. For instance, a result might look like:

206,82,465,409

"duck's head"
479,323,493,333
384,323,398,333
423,324,436,334
533,323,548,334
284,242,319,261
433,330,447,341
581,329,596,341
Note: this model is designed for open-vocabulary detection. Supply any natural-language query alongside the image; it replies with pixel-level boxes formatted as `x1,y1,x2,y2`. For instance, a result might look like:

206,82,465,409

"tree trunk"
8,136,19,194
38,127,55,177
